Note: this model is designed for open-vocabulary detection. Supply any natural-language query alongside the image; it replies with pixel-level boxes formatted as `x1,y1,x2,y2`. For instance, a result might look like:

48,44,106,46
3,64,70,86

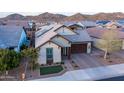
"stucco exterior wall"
92,37,123,51
38,42,61,64
92,37,107,51
121,40,124,49
87,42,91,53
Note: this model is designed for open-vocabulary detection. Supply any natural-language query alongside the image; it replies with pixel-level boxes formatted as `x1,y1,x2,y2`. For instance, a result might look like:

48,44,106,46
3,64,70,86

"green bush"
0,49,21,73
40,65,63,75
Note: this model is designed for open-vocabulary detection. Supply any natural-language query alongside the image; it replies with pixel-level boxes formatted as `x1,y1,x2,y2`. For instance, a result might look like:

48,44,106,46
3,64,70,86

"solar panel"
36,27,53,38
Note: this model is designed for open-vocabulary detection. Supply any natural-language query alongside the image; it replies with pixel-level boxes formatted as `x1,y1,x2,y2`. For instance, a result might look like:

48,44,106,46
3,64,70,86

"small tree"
0,49,21,79
0,59,7,78
97,29,122,59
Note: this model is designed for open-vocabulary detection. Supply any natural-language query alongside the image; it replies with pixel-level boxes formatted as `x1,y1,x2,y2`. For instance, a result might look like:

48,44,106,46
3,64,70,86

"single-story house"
0,25,27,52
63,21,96,29
96,20,110,25
0,20,31,29
118,19,124,25
0,20,35,47
35,23,92,64
87,27,124,51
63,21,85,30
80,21,97,28
105,21,122,29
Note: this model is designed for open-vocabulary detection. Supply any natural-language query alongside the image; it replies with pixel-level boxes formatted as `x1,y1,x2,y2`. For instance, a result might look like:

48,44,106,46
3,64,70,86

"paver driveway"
71,53,105,69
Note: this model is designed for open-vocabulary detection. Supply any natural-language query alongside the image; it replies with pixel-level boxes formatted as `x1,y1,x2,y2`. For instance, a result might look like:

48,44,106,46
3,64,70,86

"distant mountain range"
1,12,124,22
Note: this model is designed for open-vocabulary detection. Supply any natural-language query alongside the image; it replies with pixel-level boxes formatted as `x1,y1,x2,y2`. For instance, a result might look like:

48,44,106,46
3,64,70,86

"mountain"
2,13,26,20
63,13,91,21
89,12,124,20
63,12,124,21
1,12,124,22
25,12,67,22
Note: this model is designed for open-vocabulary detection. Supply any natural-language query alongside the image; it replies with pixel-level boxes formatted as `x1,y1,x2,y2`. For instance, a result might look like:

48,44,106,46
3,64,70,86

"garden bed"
71,61,80,70
94,54,124,65
40,65,63,75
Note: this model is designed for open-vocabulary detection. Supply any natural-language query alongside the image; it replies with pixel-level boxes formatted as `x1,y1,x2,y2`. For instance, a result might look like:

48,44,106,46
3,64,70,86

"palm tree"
21,48,38,76
29,48,38,71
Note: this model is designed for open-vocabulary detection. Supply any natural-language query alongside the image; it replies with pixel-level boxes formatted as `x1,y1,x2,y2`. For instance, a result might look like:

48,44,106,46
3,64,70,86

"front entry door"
62,47,70,59
62,47,68,56
46,48,53,64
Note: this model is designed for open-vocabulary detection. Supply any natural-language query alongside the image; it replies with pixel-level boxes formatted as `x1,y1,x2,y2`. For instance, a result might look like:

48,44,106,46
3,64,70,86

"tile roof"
105,21,122,27
87,27,124,39
63,21,84,27
63,29,92,43
0,25,24,48
80,21,96,27
63,21,78,26
96,20,110,25
63,21,96,27
35,23,64,48
35,23,92,48
50,39,65,47
1,20,30,28
118,20,124,25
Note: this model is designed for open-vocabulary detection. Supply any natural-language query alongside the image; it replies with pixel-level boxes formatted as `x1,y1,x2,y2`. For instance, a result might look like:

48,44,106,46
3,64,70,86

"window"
46,48,53,60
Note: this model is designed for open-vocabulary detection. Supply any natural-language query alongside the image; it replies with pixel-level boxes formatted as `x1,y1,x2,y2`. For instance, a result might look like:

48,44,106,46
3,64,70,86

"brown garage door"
71,44,87,53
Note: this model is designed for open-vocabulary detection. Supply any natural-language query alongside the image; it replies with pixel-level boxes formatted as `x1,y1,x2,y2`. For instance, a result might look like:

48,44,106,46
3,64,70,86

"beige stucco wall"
92,37,106,51
38,42,61,64
87,42,91,53
92,37,110,51
92,37,123,51
122,40,124,49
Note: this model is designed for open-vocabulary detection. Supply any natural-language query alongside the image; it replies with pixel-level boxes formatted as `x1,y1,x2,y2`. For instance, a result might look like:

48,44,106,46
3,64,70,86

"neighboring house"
0,20,32,30
80,21,97,28
35,23,92,64
105,21,122,29
0,20,33,47
63,21,96,29
63,22,84,30
96,20,110,26
87,27,124,51
0,26,27,52
118,19,124,26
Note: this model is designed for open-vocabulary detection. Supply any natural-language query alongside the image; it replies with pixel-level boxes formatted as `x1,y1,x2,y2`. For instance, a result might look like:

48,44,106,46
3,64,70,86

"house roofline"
51,34,72,43
35,24,79,48
54,25,78,35
36,40,62,49
71,41,92,44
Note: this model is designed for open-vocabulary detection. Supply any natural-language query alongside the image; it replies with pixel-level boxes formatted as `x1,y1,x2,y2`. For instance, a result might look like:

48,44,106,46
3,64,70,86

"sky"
0,0,124,18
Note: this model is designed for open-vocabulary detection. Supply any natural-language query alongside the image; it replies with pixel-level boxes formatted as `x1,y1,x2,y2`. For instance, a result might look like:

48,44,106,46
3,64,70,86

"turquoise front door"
46,48,53,64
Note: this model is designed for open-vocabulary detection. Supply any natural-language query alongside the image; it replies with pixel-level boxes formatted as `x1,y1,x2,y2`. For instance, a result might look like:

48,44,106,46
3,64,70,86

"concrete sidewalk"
32,63,124,81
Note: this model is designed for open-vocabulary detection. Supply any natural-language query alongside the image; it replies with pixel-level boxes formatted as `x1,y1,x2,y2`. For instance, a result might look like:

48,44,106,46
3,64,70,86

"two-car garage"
71,43,87,53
